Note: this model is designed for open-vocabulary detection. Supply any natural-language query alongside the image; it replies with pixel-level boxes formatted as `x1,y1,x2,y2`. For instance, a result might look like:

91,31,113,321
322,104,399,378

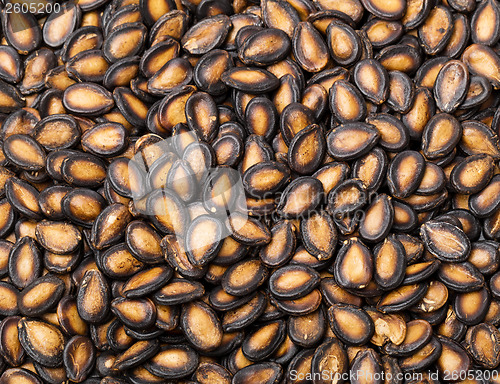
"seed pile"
1,0,500,383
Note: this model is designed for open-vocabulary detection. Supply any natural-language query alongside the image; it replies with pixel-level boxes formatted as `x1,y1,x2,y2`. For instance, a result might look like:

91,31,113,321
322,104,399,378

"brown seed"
1,11,41,55
287,308,326,348
63,83,114,115
232,362,282,384
103,56,140,89
326,21,361,66
387,150,425,198
412,280,449,313
418,5,453,55
359,194,394,243
243,162,291,199
18,275,65,317
262,0,300,38
436,305,466,340
144,345,198,379
62,188,106,227
222,291,267,332
462,76,492,111
360,0,406,19
0,46,22,84
18,318,64,367
181,15,231,55
56,296,88,336
269,264,320,300
193,49,232,96
0,316,24,366
103,22,147,63
63,336,95,382
334,238,373,289
81,123,127,157
106,318,134,351
327,123,379,160
162,234,206,279
279,102,315,145
100,243,144,280
366,309,406,347
373,235,406,289
438,262,484,292
19,49,57,96
385,319,432,357
244,98,278,142
111,297,156,330
287,124,325,175
221,67,280,94
124,220,164,265
277,176,323,218
467,240,500,275
35,221,81,255
462,44,500,89
153,278,204,306
43,2,81,48
436,336,471,377
34,115,81,152
354,59,389,105
259,220,296,268
416,163,446,196
330,80,367,123
398,336,442,372
222,258,268,296
454,287,490,325
140,38,180,77
328,303,374,345
227,213,271,246
181,300,223,352
122,266,172,299
364,19,403,48
113,339,160,372
402,87,435,141
442,13,470,59
420,220,471,262
434,60,469,113
292,22,330,73
377,44,422,74
460,120,500,158
0,368,43,384
8,237,42,289
239,28,291,66
417,54,448,89
76,269,110,323
113,86,149,128
311,338,349,382
386,70,414,114
471,0,500,46
0,282,18,317
147,57,192,96
450,154,494,194
464,322,500,369
185,215,224,267
351,349,384,384
378,283,429,313
242,319,286,361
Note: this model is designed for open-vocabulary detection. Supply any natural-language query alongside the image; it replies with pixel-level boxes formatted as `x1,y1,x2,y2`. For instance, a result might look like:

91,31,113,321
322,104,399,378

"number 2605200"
442,370,499,381
4,1,61,14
